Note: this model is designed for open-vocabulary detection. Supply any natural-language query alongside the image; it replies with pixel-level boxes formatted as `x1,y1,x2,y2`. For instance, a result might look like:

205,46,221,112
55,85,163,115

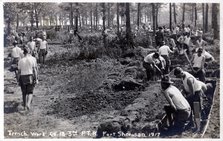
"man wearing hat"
18,47,38,111
174,67,204,131
161,75,191,132
191,47,206,82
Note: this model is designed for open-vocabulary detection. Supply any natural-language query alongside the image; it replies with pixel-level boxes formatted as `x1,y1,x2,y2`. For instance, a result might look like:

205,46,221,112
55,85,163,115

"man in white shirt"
10,41,24,80
159,41,174,74
196,36,207,48
143,52,165,81
161,75,191,133
27,36,37,58
191,47,206,82
18,47,38,111
36,36,48,64
174,67,205,132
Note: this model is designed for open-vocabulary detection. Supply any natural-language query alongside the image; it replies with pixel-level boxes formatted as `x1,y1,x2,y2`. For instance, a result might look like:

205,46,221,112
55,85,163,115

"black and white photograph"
3,1,221,139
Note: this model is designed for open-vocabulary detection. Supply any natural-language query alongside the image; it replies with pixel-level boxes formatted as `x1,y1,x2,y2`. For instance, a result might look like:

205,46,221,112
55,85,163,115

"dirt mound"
48,90,141,119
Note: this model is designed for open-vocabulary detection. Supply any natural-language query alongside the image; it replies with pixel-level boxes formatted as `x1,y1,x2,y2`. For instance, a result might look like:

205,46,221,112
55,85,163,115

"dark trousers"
186,90,203,125
193,67,205,82
38,49,47,64
164,106,190,130
143,61,154,81
161,55,170,74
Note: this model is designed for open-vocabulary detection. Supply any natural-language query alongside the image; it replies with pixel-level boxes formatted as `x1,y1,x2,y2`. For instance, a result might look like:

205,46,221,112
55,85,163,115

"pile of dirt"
48,90,141,119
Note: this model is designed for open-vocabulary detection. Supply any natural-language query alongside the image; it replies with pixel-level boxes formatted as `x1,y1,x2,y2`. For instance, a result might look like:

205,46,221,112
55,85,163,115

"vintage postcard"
2,0,221,140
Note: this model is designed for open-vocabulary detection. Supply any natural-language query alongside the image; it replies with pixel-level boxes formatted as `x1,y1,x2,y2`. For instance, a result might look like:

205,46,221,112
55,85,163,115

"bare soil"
4,44,220,138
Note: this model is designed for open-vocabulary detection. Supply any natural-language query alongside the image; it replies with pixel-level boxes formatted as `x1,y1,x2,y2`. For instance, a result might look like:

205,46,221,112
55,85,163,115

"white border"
1,0,222,141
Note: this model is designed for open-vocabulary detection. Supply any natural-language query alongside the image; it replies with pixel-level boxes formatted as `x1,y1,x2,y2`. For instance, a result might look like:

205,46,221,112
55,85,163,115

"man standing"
10,41,23,80
18,47,38,111
143,52,165,81
174,67,204,132
196,36,207,48
155,27,164,47
36,36,48,64
191,47,206,82
27,36,37,58
159,41,174,74
161,75,191,133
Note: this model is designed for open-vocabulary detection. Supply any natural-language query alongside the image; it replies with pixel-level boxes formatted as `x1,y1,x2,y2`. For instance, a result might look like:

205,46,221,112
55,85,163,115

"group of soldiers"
7,24,217,135
9,31,48,111
142,25,216,133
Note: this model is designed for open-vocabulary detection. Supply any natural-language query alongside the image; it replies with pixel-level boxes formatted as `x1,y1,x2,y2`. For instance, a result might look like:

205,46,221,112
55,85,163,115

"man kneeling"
161,75,191,133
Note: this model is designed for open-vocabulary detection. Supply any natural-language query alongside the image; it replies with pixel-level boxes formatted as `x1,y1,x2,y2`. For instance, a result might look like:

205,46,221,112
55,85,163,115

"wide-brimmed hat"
161,75,174,84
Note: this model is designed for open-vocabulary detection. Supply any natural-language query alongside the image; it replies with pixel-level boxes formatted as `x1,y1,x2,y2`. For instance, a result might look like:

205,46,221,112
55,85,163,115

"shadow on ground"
4,101,19,114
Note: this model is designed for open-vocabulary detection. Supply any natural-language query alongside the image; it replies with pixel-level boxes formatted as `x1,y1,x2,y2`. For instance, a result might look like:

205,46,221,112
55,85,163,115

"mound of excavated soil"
48,90,141,119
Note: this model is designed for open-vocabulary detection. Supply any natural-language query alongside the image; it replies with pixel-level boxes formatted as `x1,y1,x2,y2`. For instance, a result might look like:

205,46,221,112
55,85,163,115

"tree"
137,3,141,28
182,3,185,29
94,3,98,30
169,3,172,32
152,3,156,36
125,3,133,48
75,3,79,32
70,3,74,30
107,3,111,28
102,3,106,47
173,3,177,24
205,3,209,32
90,3,93,32
194,3,197,27
117,3,120,35
4,3,18,34
212,3,219,39
202,3,205,31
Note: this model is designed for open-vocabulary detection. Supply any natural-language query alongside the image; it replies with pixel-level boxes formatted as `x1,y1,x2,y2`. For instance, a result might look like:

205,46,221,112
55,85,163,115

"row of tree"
4,3,219,40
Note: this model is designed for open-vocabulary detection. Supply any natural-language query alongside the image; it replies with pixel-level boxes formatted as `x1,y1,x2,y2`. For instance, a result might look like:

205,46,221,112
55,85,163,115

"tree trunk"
126,3,133,48
169,3,172,32
155,4,159,28
16,13,19,31
82,15,85,26
107,3,110,28
95,4,98,30
78,13,81,29
7,18,11,35
34,8,39,29
152,3,156,36
205,3,209,32
173,3,177,24
137,3,140,28
75,3,78,32
30,12,34,31
102,3,106,47
69,3,74,30
202,3,205,31
191,4,194,23
90,4,93,32
182,3,185,29
212,3,219,39
34,3,39,29
195,3,197,27
117,3,120,35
